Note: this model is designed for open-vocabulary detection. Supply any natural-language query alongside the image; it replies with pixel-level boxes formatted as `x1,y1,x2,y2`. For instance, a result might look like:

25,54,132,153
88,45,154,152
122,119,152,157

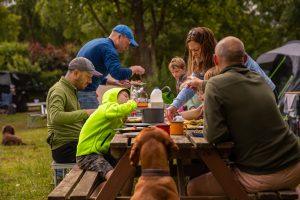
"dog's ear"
129,137,141,166
164,135,179,158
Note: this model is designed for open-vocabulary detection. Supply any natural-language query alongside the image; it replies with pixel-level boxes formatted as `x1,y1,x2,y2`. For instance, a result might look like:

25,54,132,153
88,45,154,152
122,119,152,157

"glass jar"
130,83,148,108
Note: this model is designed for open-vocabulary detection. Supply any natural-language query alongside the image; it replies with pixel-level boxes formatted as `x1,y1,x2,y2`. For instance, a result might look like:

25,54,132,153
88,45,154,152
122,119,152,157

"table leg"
176,159,186,196
198,149,249,200
95,150,135,200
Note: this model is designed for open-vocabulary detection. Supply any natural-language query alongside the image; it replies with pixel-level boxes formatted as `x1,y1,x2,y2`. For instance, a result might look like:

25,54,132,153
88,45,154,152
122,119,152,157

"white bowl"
179,106,202,120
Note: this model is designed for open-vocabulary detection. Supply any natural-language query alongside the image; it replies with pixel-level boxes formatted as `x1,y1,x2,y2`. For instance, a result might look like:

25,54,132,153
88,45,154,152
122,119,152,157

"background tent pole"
269,56,286,79
278,75,294,99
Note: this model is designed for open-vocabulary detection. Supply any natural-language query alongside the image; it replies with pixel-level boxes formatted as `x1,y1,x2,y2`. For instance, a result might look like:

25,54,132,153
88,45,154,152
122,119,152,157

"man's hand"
196,104,204,119
130,66,145,75
106,79,131,88
118,80,131,88
165,105,177,121
186,76,203,92
85,109,95,116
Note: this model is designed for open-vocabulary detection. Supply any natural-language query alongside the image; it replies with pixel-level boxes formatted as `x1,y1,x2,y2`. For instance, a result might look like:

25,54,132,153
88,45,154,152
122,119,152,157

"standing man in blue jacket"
77,24,145,109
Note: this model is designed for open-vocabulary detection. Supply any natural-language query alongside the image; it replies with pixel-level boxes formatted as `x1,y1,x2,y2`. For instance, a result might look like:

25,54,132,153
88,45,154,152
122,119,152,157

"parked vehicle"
0,71,47,112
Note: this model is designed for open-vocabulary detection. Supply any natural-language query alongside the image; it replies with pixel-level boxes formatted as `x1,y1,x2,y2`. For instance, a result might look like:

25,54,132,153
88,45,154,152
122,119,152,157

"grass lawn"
0,113,52,200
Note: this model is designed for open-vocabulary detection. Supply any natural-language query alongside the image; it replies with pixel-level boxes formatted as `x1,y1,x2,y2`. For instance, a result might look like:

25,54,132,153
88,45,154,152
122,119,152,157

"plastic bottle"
150,87,164,108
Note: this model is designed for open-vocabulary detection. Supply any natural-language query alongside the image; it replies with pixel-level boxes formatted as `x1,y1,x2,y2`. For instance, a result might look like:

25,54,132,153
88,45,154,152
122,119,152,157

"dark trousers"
52,141,77,163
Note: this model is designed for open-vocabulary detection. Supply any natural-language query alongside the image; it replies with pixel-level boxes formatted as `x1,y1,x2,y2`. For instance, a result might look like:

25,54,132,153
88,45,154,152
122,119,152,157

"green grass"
0,113,52,200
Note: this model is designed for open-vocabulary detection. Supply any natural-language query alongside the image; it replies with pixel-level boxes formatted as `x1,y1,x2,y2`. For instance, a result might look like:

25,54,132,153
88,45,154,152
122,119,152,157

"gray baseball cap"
68,57,102,76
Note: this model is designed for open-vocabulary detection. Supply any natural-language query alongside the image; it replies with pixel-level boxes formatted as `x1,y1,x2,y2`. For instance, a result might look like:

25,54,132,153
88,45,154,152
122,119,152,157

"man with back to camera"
77,24,145,109
185,36,300,196
46,57,102,163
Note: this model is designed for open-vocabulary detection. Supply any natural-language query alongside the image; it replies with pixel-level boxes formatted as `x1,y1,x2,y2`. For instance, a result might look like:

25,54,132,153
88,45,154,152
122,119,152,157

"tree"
0,2,21,41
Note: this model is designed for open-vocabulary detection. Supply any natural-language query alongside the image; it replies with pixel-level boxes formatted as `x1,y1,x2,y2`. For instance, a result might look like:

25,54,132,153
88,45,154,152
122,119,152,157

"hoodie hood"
102,88,130,104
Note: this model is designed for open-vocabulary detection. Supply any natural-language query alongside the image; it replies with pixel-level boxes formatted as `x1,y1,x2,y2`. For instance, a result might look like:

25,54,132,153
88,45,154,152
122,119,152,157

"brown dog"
2,125,25,145
130,127,180,200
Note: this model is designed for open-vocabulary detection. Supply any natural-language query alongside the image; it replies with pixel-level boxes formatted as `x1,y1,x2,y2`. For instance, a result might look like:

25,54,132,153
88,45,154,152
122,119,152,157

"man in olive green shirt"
46,57,102,163
186,37,300,196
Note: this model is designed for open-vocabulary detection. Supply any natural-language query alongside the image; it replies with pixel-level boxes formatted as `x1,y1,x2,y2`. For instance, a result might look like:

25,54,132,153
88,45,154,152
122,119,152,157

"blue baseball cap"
113,24,138,47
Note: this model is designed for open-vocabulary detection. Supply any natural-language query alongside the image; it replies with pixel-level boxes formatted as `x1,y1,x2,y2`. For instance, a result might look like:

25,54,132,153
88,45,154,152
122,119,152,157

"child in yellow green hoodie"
76,87,137,181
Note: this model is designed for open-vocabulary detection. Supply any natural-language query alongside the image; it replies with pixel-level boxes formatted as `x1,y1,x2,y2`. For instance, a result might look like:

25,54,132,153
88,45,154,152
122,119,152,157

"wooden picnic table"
48,129,299,200
94,131,249,200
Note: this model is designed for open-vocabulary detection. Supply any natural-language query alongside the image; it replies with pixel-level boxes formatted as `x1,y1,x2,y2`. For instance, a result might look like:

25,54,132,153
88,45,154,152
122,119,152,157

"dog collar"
141,169,170,176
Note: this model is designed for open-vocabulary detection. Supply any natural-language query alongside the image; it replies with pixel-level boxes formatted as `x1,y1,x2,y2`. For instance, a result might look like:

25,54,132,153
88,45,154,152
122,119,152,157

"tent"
257,41,300,136
256,40,300,100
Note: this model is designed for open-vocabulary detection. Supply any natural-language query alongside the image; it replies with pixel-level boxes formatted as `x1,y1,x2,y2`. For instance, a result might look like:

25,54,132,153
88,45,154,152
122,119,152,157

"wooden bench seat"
48,165,101,200
253,190,299,200
113,190,298,200
48,165,298,200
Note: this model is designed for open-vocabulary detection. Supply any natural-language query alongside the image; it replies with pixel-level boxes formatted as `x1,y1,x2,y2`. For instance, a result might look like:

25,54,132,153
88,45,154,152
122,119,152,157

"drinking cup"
170,121,185,135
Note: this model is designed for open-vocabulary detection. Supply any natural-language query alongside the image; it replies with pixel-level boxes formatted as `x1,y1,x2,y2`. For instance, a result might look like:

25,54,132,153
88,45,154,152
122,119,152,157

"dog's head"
2,125,15,135
129,127,179,166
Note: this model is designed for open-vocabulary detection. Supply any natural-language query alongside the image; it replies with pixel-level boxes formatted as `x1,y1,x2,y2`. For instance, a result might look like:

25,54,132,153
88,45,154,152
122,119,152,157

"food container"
141,108,164,123
130,82,148,108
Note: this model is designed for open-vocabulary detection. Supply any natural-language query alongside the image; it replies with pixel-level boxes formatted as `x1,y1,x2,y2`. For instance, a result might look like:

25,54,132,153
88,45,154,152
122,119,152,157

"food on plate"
130,80,146,85
123,126,138,131
126,117,142,123
184,119,204,129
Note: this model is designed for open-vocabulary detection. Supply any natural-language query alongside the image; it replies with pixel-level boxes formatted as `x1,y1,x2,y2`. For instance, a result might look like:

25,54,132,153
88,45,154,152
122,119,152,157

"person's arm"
48,92,89,125
104,100,137,119
106,78,131,88
171,87,196,109
245,55,276,91
103,47,133,80
204,82,230,144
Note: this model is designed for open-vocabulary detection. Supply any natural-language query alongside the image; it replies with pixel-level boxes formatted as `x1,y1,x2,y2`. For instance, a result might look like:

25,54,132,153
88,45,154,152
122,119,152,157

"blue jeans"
78,91,99,109
1,92,12,106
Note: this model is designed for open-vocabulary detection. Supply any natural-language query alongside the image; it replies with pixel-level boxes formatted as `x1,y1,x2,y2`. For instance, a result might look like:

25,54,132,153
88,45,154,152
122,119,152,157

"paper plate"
115,127,144,133
123,132,140,138
124,123,153,127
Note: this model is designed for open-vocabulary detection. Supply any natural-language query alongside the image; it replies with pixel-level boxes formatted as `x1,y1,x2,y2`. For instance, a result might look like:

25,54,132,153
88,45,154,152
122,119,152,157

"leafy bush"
39,69,63,89
28,42,80,89
7,54,40,73
0,42,41,73
29,42,77,71
0,41,79,90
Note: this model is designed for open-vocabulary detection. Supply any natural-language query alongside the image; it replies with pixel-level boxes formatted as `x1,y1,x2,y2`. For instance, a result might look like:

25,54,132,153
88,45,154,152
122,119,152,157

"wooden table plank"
110,134,128,148
48,165,84,200
70,170,99,200
187,134,210,148
171,135,193,148
277,190,299,199
95,151,135,200
198,149,249,200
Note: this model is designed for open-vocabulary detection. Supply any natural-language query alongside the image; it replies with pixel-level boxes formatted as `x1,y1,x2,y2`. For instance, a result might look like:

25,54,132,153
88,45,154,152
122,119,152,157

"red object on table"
155,123,170,134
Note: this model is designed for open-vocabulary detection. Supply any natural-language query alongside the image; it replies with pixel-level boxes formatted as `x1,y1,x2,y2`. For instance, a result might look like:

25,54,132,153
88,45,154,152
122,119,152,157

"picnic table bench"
26,101,47,114
48,132,299,200
26,101,47,128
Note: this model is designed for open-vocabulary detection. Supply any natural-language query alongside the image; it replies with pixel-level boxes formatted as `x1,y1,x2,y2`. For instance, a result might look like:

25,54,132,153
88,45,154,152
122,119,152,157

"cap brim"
130,39,138,47
90,70,102,77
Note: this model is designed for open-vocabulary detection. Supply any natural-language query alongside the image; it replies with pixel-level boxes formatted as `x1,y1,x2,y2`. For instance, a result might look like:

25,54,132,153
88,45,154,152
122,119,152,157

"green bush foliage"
0,41,79,89
28,42,79,88
0,42,40,73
